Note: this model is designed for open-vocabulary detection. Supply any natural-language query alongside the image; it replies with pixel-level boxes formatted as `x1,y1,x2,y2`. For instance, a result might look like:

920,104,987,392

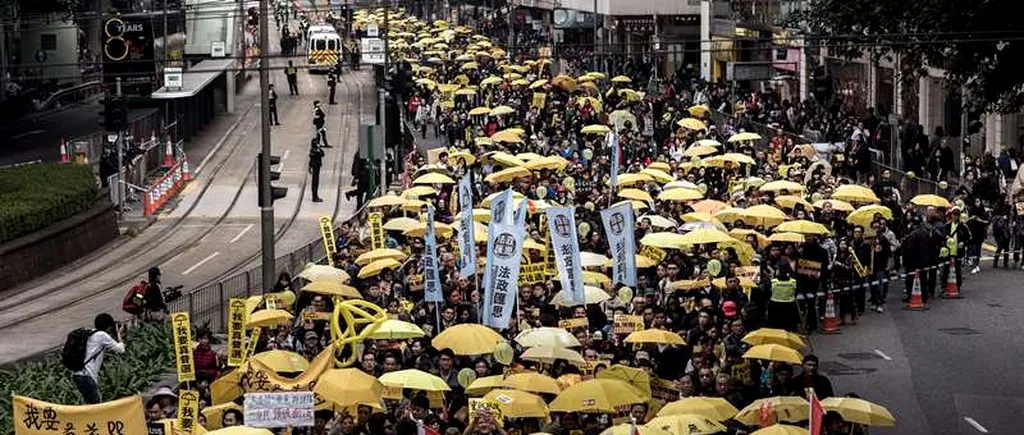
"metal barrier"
30,81,103,116
168,205,370,333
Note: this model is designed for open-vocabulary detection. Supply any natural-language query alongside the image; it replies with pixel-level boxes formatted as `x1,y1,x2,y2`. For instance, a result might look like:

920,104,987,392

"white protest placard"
244,392,315,428
361,38,386,65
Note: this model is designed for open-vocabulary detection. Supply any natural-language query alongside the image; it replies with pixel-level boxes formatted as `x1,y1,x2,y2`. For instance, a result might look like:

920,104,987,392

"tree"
792,0,1024,114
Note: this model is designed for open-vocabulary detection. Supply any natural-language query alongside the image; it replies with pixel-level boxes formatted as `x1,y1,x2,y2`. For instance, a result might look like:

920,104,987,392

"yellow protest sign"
244,327,261,362
612,314,644,335
171,312,195,383
177,390,199,433
531,92,547,109
558,317,589,330
381,384,403,400
368,212,385,249
243,343,338,393
407,274,425,292
517,262,547,286
469,398,504,428
227,299,247,367
650,378,680,403
13,395,146,435
639,245,668,264
319,216,338,266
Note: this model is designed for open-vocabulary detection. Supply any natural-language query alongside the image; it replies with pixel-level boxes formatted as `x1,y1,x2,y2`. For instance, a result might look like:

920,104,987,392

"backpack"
61,328,97,372
123,280,148,315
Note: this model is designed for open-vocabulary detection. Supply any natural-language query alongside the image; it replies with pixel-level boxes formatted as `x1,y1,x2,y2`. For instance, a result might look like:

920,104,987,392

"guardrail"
30,81,103,116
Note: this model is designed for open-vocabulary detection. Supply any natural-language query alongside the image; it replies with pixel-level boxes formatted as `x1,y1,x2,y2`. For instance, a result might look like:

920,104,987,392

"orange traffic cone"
59,138,70,163
820,291,841,334
904,271,928,310
162,139,175,167
942,259,962,298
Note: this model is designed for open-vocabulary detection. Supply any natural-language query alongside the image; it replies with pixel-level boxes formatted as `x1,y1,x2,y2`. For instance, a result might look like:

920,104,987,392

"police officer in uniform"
285,61,299,95
313,101,331,148
768,262,799,332
309,137,325,203
268,84,280,125
327,70,338,105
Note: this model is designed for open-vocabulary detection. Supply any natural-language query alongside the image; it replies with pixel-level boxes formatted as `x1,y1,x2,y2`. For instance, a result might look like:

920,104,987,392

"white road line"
873,349,892,361
230,224,255,244
183,252,220,275
279,149,291,171
964,417,989,433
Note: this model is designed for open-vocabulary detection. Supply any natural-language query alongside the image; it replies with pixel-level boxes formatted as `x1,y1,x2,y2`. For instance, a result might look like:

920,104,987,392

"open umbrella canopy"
503,371,562,395
366,319,426,340
403,185,438,198
367,194,408,208
616,173,655,186
657,397,739,421
315,368,384,408
246,309,293,329
581,124,612,134
432,323,507,355
769,232,805,244
379,369,452,391
820,397,896,426
549,378,647,413
618,188,654,202
583,270,612,285
910,193,951,208
742,328,807,349
658,188,704,202
624,328,686,345
413,172,456,185
813,199,855,212
383,217,420,231
483,389,549,418
684,145,718,157
466,375,505,396
847,204,893,227
550,286,611,306
645,414,728,435
355,248,408,266
580,251,612,267
759,180,805,193
774,195,811,210
600,425,672,435
302,281,361,298
774,219,831,235
749,425,806,435
597,364,652,398
734,396,810,425
358,258,402,279
739,205,788,227
742,344,804,364
727,132,761,142
515,327,581,348
677,118,707,130
521,346,586,366
251,350,308,372
298,264,350,283
831,184,880,203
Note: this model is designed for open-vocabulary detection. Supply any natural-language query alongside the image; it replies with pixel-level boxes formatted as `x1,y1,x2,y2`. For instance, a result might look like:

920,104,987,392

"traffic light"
257,153,288,207
100,95,128,131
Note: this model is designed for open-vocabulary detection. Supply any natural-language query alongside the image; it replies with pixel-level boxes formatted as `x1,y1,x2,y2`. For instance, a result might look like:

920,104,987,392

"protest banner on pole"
171,312,195,383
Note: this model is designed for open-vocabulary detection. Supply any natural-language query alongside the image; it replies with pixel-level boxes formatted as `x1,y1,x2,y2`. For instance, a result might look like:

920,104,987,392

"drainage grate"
938,327,981,336
837,352,883,361
819,361,878,376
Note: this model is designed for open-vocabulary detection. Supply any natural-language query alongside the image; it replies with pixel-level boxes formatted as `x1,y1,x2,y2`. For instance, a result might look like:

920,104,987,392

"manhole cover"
819,361,878,376
837,352,883,361
938,327,981,336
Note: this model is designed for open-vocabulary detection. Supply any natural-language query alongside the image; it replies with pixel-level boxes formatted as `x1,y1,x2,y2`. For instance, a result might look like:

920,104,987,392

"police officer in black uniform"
327,70,337,105
268,84,280,125
309,137,324,203
312,101,331,148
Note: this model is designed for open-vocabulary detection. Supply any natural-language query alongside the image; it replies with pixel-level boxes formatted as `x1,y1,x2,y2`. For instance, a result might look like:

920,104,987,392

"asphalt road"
810,262,1024,435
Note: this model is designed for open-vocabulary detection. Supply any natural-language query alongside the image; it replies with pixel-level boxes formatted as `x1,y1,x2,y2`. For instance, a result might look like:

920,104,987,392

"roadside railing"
30,81,104,117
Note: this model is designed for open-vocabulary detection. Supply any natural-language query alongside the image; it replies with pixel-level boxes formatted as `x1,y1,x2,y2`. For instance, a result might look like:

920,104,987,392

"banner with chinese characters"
171,312,195,383
368,212,385,250
319,216,337,266
469,398,504,428
546,207,585,304
531,92,547,109
13,395,146,435
489,189,515,225
517,262,547,286
244,392,315,428
177,390,199,434
608,132,620,187
457,174,476,278
423,206,443,303
601,202,638,287
243,343,337,393
482,221,524,329
558,317,589,330
638,245,666,265
244,327,261,362
227,299,247,366
612,314,644,334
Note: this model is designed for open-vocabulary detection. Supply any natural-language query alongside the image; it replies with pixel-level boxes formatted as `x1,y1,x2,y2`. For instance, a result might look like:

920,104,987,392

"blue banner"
545,207,585,304
490,189,515,225
600,201,637,287
609,132,620,187
481,221,525,329
423,206,443,302
457,174,476,278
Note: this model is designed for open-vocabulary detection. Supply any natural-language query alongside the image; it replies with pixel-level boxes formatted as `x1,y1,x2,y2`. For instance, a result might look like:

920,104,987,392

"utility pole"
115,78,125,217
592,0,599,72
378,88,387,194
258,0,276,294
507,2,514,58
959,85,968,178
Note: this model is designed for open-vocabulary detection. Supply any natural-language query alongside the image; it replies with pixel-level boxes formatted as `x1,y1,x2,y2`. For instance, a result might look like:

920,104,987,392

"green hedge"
0,163,99,245
0,322,175,434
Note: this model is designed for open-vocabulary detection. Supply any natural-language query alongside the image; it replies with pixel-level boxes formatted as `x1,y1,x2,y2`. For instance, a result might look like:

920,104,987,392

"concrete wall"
0,197,119,291
609,0,700,16
19,15,81,85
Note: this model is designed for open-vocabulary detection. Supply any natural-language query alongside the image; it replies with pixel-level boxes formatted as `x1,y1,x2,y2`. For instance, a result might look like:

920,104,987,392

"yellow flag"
171,312,196,383
13,395,146,435
226,299,247,367
319,216,338,266
368,212,385,249
177,390,199,434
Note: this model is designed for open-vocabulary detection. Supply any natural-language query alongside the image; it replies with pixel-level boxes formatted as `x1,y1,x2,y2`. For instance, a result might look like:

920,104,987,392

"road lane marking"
230,224,255,244
183,252,220,275
964,417,988,433
279,149,290,171
873,349,892,361
12,129,45,140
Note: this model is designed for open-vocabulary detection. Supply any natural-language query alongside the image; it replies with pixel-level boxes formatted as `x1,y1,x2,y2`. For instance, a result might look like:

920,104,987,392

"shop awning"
150,58,235,99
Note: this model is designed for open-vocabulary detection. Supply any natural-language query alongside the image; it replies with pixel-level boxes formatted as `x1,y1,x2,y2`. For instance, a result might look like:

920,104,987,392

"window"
41,34,57,51
315,39,326,50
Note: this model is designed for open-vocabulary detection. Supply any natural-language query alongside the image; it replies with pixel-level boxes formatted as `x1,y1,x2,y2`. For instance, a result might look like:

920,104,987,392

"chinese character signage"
489,189,515,225
244,392,315,428
318,216,337,266
546,207,585,304
13,394,146,435
423,206,443,303
368,212,385,250
482,221,524,329
608,132,620,187
177,390,199,433
458,174,476,278
170,312,195,383
244,327,261,362
601,202,638,287
227,299,247,367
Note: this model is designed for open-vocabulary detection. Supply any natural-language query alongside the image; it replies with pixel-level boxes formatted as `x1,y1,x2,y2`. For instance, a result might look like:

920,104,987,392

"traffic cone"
942,259,962,298
820,291,841,334
904,271,928,310
59,138,70,163
162,139,175,167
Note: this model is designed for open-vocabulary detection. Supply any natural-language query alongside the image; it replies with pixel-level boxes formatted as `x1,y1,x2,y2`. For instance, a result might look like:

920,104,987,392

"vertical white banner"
490,189,515,225
423,206,443,302
481,222,524,329
609,132,620,187
545,207,585,304
457,174,476,278
601,201,637,287
513,197,528,229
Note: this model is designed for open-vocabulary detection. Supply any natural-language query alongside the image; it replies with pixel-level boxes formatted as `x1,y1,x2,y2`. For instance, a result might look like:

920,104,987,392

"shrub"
0,163,99,244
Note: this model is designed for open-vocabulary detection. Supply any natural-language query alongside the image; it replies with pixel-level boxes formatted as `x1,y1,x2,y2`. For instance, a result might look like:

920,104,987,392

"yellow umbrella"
485,166,533,183
711,276,757,290
910,194,951,208
682,211,720,225
524,155,569,171
469,106,492,116
549,378,647,413
201,403,244,430
550,286,611,306
470,208,492,223
618,88,642,101
687,105,710,116
298,264,350,283
246,309,293,329
503,372,562,395
690,199,727,214
461,62,479,70
302,281,361,299
774,219,830,235
684,145,718,157
403,185,437,198
730,228,769,247
357,258,401,279
480,76,503,86
742,344,803,364
820,397,897,426
210,369,243,405
583,270,612,285
749,425,806,435
475,137,494,146
639,232,690,249
813,199,855,212
587,71,606,79
486,151,526,167
455,87,477,96
529,79,548,89
640,168,675,183
831,184,880,203
624,328,686,345
639,215,678,229
491,131,524,143
741,328,807,349
727,132,762,142
484,389,550,419
510,78,530,86
355,248,408,266
694,139,722,147
722,152,756,165
734,397,809,425
379,369,452,391
315,368,384,408
367,194,408,208
601,425,672,435
774,195,811,210
403,222,454,238
366,319,426,340
490,105,515,116
847,204,893,227
414,172,456,185
676,118,707,130
481,190,526,207
515,327,581,348
739,205,788,227
619,188,654,202
581,124,612,135
383,217,420,232
657,397,739,421
611,75,632,83
617,173,656,186
678,228,736,245
432,323,507,355
450,150,478,167
521,346,586,366
466,375,505,396
648,161,672,172
645,414,728,435
759,180,805,193
768,232,804,244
